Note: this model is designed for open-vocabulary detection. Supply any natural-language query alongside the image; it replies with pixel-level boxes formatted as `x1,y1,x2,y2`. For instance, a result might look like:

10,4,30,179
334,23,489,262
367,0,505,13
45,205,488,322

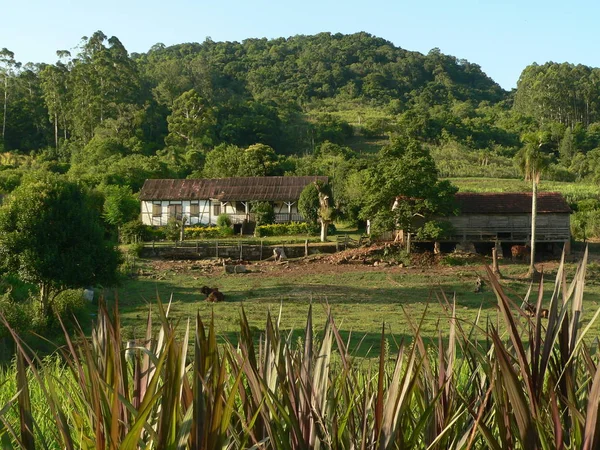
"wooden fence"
143,235,362,260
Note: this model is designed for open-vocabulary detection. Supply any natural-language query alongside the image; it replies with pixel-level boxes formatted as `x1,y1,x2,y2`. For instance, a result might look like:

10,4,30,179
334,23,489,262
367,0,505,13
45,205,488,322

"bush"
164,217,183,240
251,202,275,226
123,242,145,258
51,290,86,325
147,226,166,241
416,220,455,240
254,222,314,237
571,209,600,240
120,220,149,244
216,214,232,228
185,225,234,239
545,163,577,182
0,294,34,338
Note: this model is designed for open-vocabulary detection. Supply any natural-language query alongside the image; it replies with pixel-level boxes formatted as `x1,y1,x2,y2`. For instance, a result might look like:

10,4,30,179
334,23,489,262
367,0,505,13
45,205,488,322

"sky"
2,0,599,90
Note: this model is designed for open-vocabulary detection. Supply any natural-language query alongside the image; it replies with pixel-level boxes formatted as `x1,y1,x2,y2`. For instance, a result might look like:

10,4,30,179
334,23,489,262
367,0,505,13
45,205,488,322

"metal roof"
139,176,329,202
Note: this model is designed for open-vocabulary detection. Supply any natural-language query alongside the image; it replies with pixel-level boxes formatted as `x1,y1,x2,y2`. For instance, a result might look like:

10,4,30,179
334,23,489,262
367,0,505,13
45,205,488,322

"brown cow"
523,302,549,318
201,286,225,302
511,244,530,262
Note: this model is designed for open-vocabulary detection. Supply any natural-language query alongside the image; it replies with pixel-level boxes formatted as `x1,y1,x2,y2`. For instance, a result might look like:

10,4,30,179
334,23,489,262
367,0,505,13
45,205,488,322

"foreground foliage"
1,251,599,448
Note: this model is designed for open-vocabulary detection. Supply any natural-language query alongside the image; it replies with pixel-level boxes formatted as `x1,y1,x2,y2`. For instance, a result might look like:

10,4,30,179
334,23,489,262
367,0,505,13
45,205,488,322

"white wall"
141,200,213,226
141,200,303,226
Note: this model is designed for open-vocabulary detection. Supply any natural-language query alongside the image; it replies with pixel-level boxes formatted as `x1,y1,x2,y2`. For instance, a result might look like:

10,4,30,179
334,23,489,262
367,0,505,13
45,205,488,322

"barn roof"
455,192,571,214
139,176,329,202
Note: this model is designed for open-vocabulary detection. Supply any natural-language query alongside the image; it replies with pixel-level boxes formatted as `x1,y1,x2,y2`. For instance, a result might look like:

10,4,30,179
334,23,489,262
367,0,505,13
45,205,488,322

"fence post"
260,240,263,260
196,241,199,253
305,239,309,257
336,237,339,252
216,240,219,259
239,243,243,260
345,234,348,250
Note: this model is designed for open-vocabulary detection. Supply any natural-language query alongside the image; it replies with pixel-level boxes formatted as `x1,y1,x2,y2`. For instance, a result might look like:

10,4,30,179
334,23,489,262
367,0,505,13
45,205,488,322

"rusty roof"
139,176,329,202
455,192,571,214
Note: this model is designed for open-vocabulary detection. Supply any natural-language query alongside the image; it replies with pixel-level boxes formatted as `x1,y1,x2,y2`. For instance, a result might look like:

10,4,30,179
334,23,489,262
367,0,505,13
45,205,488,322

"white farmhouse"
139,176,328,227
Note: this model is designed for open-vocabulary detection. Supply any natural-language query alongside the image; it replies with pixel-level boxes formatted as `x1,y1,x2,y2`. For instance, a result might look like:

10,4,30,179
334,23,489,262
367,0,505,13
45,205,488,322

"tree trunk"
492,246,502,278
2,76,7,140
39,282,50,317
528,179,537,277
320,220,329,242
54,112,58,148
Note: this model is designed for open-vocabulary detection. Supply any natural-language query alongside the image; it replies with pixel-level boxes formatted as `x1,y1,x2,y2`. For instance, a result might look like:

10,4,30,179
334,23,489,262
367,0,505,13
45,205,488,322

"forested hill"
0,31,507,156
4,31,600,205
135,32,506,107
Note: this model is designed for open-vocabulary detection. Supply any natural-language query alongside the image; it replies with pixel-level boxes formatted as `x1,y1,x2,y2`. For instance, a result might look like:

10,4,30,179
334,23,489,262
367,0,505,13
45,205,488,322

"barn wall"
445,213,570,242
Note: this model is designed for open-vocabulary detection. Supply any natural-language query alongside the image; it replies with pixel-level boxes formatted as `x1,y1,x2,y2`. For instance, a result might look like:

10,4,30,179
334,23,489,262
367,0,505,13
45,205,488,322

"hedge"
254,222,316,237
185,226,234,239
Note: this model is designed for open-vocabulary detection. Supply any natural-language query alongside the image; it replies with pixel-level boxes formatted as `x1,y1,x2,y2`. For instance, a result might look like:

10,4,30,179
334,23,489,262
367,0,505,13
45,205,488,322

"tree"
40,53,71,148
202,143,280,178
0,48,20,143
100,184,139,240
298,182,321,225
299,181,334,241
360,138,457,237
0,172,120,315
166,89,216,150
251,201,275,226
516,132,551,277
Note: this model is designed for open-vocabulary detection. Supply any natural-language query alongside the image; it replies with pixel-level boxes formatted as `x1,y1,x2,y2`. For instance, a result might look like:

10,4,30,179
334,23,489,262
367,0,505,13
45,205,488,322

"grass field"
106,248,600,356
449,177,600,202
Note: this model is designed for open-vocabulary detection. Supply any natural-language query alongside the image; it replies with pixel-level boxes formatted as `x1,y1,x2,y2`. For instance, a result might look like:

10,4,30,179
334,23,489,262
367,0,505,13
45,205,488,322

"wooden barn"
139,176,328,228
443,192,572,256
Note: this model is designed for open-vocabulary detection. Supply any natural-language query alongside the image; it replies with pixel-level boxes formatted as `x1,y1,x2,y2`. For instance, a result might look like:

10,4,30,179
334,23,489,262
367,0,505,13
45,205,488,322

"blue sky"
2,0,598,90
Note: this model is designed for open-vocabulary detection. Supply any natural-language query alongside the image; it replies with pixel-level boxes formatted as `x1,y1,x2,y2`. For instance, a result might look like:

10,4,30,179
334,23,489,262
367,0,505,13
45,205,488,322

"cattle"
523,302,548,318
511,244,530,262
201,285,225,302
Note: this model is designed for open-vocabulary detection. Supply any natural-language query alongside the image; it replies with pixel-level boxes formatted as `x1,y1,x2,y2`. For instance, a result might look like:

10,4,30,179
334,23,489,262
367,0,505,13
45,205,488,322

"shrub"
251,201,275,225
571,209,600,240
164,217,183,240
254,222,313,237
416,220,455,240
51,290,86,325
186,226,221,239
216,213,232,228
147,226,166,241
185,225,235,239
124,242,145,258
0,294,34,338
120,220,148,244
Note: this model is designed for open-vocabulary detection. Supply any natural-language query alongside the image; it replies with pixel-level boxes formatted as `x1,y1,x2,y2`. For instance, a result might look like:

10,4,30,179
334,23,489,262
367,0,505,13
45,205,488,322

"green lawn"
106,250,600,356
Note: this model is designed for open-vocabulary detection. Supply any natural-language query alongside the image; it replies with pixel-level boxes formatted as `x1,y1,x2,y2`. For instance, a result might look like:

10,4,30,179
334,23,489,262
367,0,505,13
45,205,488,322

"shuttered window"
190,203,200,217
168,204,182,219
152,203,162,217
213,204,221,216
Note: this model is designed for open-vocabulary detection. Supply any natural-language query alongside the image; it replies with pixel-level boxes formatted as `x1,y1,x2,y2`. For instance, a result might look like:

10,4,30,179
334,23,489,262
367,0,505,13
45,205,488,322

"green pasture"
449,177,600,202
107,252,600,356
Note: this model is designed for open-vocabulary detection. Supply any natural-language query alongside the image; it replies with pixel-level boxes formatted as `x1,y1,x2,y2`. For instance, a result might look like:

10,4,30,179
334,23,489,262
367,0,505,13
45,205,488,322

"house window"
152,203,162,217
213,203,221,216
236,202,246,214
168,204,182,220
190,203,199,217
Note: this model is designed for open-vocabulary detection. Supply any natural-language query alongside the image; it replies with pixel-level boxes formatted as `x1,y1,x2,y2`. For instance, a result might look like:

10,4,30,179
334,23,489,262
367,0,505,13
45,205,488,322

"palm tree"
516,132,551,277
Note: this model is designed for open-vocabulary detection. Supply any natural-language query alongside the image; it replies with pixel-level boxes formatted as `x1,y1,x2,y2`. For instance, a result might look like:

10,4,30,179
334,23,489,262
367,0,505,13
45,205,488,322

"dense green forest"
2,31,600,212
